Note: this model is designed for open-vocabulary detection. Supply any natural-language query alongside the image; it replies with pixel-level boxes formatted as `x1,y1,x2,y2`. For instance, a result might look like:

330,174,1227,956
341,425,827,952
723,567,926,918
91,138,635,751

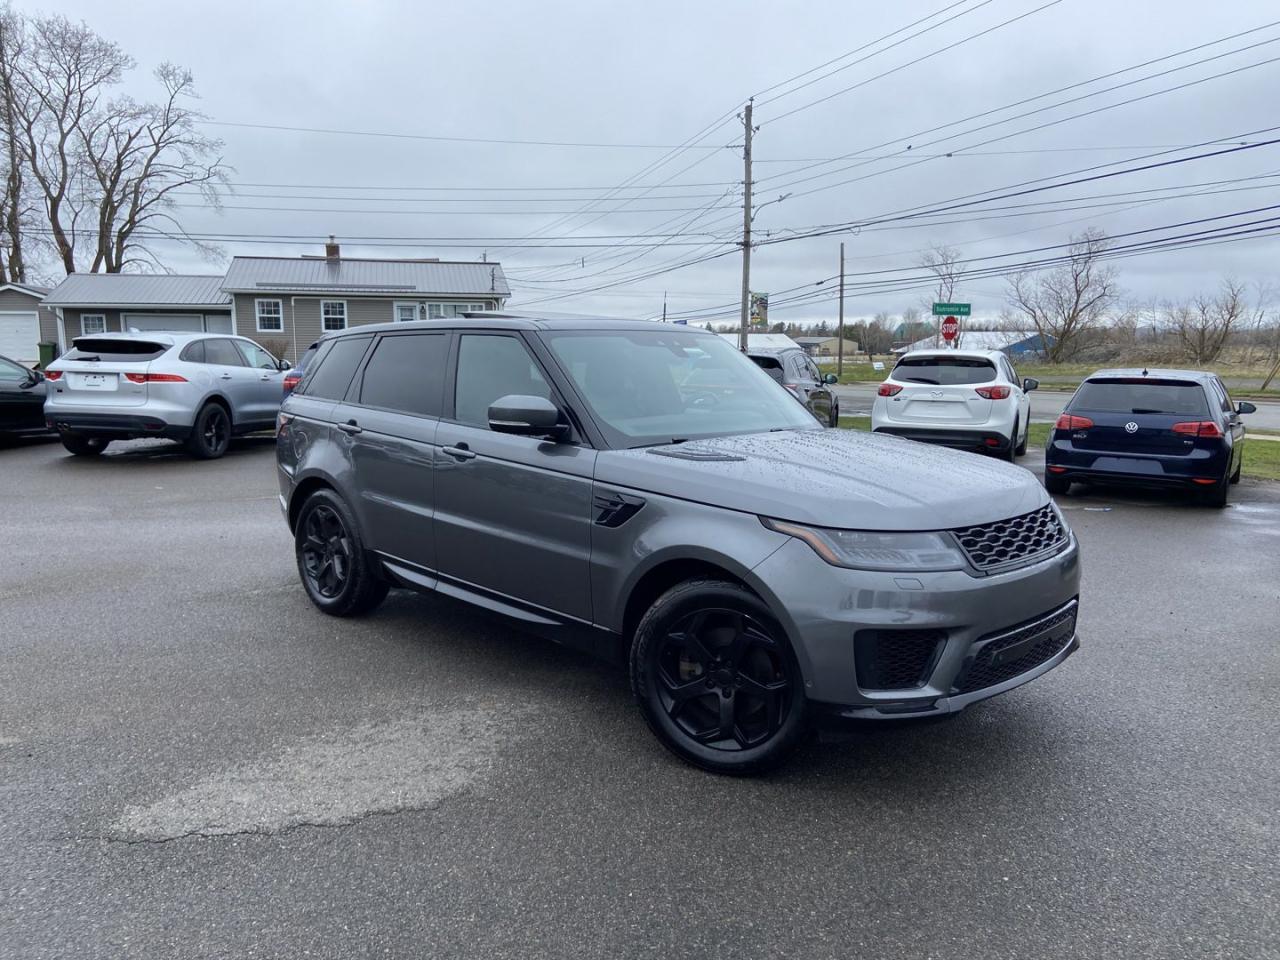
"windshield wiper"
631,437,690,449
900,377,939,384
1130,408,1165,414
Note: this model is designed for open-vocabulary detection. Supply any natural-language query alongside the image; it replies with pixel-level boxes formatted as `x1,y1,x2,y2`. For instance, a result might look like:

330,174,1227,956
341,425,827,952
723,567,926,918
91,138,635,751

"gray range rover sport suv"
277,317,1081,774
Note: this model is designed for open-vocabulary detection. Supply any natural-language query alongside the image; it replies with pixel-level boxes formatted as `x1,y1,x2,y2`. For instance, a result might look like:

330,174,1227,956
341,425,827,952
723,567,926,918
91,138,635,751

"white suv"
871,349,1038,460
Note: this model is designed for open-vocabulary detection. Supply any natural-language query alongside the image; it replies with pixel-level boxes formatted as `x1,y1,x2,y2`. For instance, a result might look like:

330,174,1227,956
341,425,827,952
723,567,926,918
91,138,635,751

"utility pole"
737,99,754,352
837,242,846,378
661,290,667,323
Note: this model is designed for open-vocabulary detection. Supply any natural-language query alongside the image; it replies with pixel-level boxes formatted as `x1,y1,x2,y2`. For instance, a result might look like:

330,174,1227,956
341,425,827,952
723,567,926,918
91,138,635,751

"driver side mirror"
1023,377,1039,392
1237,401,1256,415
823,373,838,385
24,368,45,386
488,394,569,442
278,358,292,371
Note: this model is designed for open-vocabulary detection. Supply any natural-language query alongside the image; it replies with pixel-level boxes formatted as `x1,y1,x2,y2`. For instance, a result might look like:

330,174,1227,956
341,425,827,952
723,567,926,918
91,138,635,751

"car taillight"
877,383,902,397
1172,420,1223,438
44,369,63,380
1055,414,1094,430
975,385,1011,400
283,373,302,394
122,372,188,383
784,383,801,397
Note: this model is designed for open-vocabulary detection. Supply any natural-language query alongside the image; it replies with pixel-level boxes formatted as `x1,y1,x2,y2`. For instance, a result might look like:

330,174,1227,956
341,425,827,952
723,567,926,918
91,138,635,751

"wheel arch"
287,472,338,533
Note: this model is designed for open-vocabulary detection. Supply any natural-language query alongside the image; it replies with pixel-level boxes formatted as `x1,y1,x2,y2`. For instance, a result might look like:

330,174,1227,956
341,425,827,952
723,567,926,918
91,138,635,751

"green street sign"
932,302,971,316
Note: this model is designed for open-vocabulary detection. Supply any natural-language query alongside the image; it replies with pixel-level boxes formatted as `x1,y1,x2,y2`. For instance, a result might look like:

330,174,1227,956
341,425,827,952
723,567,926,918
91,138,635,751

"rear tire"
1199,474,1230,508
1044,474,1070,496
1003,417,1020,461
60,434,109,457
1015,418,1029,456
185,403,231,460
630,578,809,775
295,489,389,616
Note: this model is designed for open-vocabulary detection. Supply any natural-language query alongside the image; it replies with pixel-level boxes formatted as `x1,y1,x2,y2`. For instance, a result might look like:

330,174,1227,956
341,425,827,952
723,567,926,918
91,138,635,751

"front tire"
186,403,231,459
828,400,839,428
630,579,809,775
1229,457,1242,484
60,434,109,457
295,489,389,616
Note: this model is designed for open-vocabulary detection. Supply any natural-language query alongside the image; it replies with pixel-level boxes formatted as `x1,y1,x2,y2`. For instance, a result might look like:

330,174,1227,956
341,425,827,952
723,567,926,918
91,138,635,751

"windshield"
1071,378,1210,416
542,329,820,447
892,355,996,385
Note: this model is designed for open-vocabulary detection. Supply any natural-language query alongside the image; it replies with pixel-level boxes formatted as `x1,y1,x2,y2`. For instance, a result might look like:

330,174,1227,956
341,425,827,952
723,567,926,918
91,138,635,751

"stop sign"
940,317,960,341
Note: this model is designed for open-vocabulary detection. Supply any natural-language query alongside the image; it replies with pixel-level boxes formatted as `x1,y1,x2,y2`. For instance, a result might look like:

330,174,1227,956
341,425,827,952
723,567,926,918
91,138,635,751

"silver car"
277,318,1081,774
872,348,1038,459
44,331,289,458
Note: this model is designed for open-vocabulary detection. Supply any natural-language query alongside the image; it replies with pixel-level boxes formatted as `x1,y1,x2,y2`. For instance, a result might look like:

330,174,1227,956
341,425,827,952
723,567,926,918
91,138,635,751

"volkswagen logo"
1124,421,1139,434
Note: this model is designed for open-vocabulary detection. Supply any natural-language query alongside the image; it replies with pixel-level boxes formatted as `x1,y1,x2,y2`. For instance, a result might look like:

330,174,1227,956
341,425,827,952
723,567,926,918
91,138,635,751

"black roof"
317,316,716,337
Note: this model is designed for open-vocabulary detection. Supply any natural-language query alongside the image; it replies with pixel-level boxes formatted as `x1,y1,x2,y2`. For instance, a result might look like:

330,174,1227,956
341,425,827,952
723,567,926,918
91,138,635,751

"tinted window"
358,333,448,417
235,340,279,370
1211,378,1233,414
301,336,370,400
65,338,168,362
179,340,205,363
1071,379,1211,417
454,335,551,427
0,357,28,381
892,355,996,385
748,355,784,383
204,339,246,367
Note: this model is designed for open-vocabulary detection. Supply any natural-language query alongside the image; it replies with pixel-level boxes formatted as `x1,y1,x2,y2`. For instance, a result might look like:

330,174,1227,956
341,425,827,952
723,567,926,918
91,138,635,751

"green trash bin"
38,341,58,369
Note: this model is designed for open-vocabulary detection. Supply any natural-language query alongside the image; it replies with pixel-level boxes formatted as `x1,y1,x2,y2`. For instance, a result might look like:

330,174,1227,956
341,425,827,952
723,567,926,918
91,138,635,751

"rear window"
1071,378,1210,416
357,332,448,417
65,338,169,362
748,355,784,382
299,336,370,400
892,355,996,385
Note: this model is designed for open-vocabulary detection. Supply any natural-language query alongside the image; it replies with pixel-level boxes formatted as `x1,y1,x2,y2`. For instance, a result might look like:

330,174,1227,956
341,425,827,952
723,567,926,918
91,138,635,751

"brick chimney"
325,235,340,261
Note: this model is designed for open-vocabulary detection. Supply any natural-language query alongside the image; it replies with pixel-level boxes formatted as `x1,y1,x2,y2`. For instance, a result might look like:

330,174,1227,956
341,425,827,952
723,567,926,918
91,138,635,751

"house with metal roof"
223,240,509,361
0,282,58,366
42,274,233,345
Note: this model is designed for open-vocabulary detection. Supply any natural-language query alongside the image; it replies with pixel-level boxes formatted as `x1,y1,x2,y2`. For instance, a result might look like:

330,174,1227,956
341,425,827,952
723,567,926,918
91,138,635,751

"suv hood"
595,429,1047,531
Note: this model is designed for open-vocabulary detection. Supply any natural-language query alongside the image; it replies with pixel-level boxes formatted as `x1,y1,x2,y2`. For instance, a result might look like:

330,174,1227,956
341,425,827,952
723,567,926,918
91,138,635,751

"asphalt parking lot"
2,436,1278,959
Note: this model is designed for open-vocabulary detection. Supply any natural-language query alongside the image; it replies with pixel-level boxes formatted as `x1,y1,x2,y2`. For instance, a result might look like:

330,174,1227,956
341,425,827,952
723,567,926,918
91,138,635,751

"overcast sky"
33,0,1280,325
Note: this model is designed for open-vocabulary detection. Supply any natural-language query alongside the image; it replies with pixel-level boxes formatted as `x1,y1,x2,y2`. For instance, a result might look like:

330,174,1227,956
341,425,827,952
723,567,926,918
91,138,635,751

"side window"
805,357,822,382
179,340,206,363
300,336,370,400
453,335,551,428
0,356,28,382
1211,378,1232,414
358,333,448,417
204,338,246,366
235,340,279,370
1003,357,1018,384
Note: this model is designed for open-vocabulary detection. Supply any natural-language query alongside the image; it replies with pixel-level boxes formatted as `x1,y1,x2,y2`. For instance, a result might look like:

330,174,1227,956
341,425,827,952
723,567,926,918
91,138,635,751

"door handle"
442,443,476,461
260,374,273,381
219,374,233,380
338,420,362,435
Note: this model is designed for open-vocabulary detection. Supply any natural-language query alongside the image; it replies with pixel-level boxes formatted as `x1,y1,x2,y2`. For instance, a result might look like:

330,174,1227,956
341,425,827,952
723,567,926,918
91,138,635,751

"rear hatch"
48,337,173,407
1063,378,1213,456
882,354,996,425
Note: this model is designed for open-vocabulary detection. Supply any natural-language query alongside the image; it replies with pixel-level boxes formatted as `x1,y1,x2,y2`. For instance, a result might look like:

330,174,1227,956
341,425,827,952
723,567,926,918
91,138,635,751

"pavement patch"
108,705,517,841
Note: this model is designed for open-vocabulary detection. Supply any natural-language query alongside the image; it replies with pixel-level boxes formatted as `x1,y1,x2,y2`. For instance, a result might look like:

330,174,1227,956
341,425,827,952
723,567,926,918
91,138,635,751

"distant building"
897,330,1054,357
793,335,859,357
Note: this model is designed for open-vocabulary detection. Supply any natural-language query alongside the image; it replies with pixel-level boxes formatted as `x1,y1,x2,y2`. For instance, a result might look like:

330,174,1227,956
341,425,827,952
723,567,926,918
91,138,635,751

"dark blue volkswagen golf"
1045,369,1255,506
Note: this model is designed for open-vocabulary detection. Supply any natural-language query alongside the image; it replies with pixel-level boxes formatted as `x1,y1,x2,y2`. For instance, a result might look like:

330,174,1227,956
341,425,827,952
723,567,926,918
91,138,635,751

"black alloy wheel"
187,403,231,459
60,434,109,457
293,490,389,616
631,580,808,774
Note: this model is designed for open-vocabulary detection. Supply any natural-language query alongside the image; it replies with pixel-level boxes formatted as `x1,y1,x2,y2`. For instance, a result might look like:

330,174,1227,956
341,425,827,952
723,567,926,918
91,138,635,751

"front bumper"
750,534,1081,716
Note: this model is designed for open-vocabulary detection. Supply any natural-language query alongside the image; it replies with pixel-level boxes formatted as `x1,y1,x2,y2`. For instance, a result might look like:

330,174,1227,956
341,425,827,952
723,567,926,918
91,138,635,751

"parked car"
283,341,320,396
745,348,840,426
44,332,291,459
871,349,1038,459
1045,368,1254,506
277,317,1080,774
0,353,52,441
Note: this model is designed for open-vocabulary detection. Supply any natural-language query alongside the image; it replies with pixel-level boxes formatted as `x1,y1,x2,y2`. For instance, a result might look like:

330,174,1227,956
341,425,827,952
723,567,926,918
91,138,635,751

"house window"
424,302,493,320
81,314,106,335
394,302,420,323
321,300,347,331
255,299,283,332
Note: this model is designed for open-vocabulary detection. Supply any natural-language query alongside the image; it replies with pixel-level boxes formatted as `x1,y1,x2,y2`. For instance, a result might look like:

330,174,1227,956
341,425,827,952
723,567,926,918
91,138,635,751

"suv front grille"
855,629,946,691
953,602,1077,694
951,503,1068,573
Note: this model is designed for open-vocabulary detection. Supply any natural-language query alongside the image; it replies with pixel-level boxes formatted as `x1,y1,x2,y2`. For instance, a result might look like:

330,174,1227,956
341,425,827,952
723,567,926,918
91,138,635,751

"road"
3,436,1279,959
835,382,1280,430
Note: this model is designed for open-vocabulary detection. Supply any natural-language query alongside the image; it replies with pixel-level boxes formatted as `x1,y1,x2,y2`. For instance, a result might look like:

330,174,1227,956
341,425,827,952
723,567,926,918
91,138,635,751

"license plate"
71,372,117,391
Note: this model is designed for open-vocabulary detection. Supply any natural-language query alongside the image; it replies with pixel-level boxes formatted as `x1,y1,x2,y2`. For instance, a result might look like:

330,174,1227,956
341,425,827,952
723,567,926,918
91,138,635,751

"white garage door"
0,312,40,365
122,313,204,333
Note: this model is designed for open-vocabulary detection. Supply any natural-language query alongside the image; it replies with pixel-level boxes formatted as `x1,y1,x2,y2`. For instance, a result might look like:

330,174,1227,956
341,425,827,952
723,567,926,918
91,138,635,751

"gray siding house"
0,282,58,365
223,246,510,362
42,274,233,346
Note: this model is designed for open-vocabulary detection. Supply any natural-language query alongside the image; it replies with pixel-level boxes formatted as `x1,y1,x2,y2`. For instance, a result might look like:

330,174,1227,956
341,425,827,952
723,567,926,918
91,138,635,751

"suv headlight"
761,518,967,572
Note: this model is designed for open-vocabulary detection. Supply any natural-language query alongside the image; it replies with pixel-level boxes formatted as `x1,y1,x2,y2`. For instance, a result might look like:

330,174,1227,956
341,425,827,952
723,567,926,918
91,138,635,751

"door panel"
0,357,44,431
233,339,285,424
433,421,596,621
203,338,258,425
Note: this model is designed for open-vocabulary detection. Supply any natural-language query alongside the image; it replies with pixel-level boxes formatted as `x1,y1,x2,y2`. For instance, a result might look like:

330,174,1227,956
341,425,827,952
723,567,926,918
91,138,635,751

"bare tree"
5,13,226,275
1166,278,1247,364
865,312,893,360
0,4,33,281
1006,229,1119,363
920,243,964,347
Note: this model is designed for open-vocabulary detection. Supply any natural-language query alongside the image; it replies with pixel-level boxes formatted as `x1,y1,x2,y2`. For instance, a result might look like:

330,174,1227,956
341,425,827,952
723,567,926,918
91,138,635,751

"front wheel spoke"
717,695,735,740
